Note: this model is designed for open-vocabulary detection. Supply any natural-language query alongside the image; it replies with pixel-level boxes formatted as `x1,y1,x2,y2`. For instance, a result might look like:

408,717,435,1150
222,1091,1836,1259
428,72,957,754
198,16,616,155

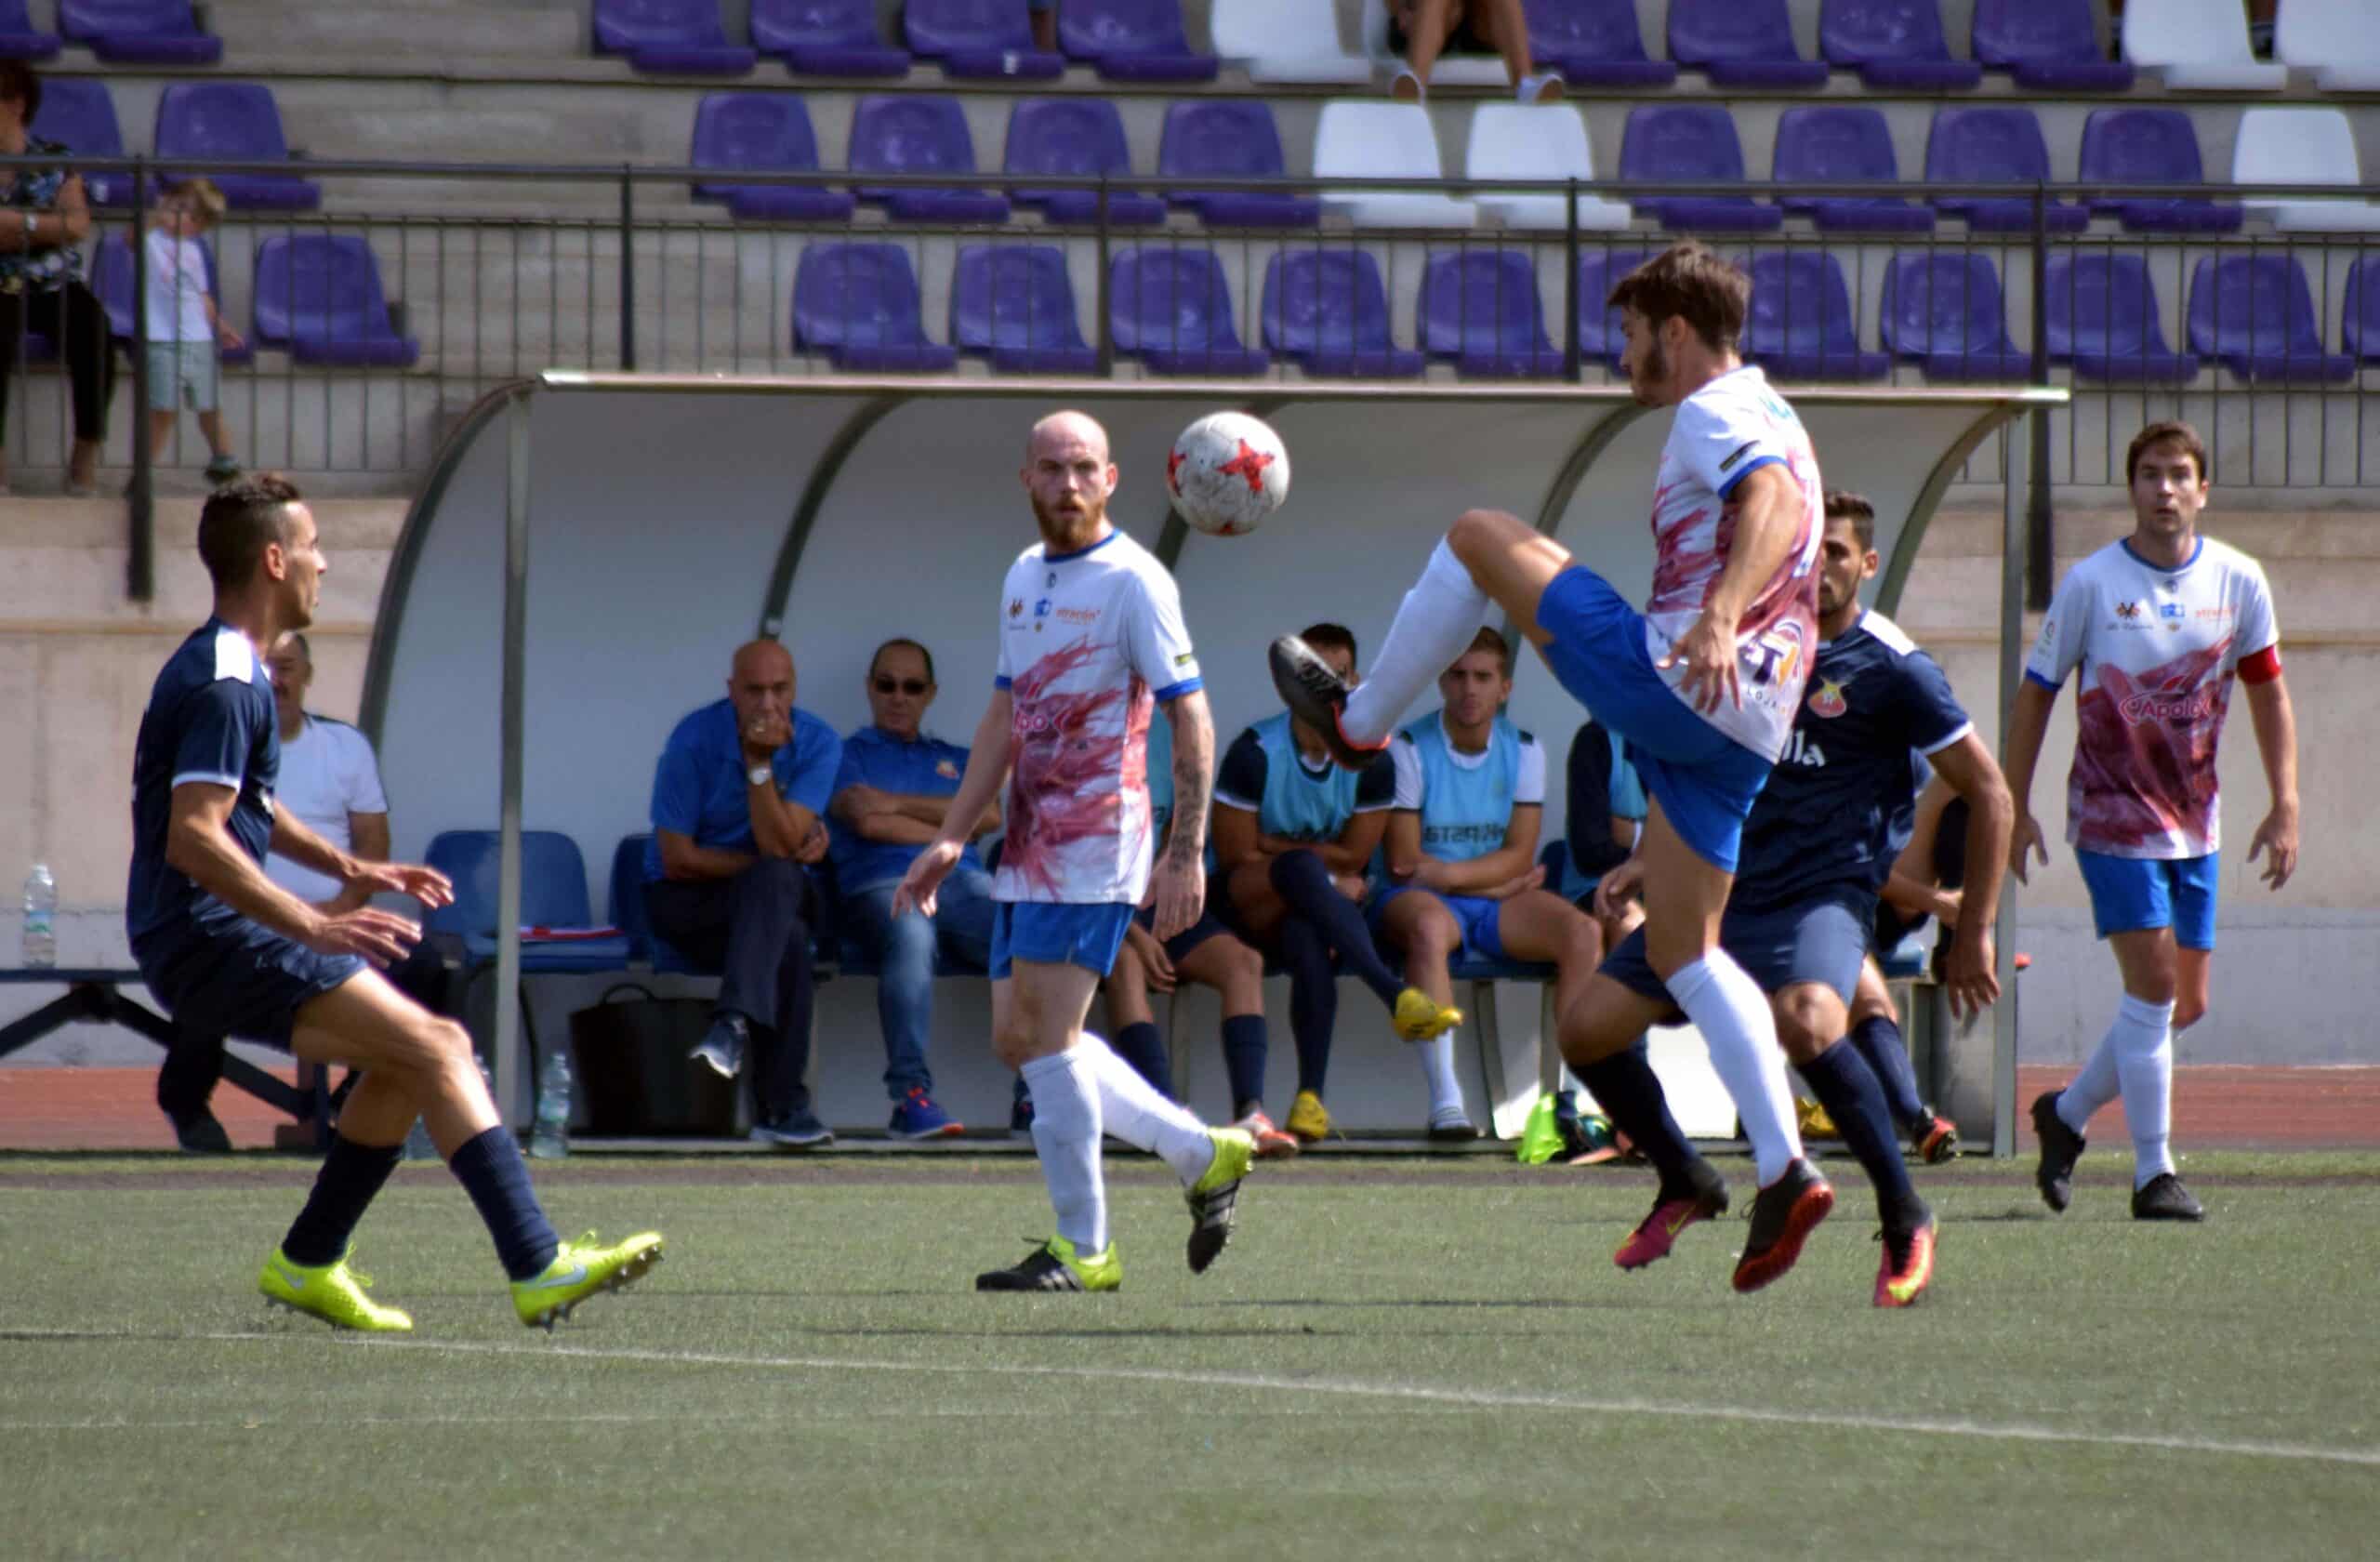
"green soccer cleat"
512,1230,666,1330
258,1247,414,1332
1185,1127,1255,1274
976,1235,1123,1292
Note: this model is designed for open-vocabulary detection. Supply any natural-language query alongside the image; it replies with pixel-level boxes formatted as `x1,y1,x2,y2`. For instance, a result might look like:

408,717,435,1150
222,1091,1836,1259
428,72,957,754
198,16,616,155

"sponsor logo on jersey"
2118,687,2217,726
1054,605,1101,626
1718,440,1757,473
1806,676,1849,718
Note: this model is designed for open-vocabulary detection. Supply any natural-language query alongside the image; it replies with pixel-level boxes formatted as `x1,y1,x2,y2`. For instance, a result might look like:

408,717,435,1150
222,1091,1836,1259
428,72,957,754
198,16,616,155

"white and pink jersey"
992,527,1202,905
2026,536,2281,859
1645,364,1825,761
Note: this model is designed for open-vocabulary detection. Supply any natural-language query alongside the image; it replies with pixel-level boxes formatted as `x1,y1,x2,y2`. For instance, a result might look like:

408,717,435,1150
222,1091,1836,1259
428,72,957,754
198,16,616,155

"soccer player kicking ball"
126,477,660,1333
1579,491,2015,1306
895,411,1256,1293
2004,421,2298,1222
1270,240,1836,1291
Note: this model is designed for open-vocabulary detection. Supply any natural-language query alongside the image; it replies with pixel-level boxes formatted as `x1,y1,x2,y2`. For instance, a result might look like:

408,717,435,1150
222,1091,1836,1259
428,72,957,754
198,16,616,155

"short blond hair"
165,177,228,226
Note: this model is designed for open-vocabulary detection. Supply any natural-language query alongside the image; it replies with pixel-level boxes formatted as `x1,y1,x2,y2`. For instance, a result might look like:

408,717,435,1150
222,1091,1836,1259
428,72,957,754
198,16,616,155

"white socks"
1020,1048,1106,1254
1666,951,1803,1185
1078,1033,1214,1186
1418,1031,1469,1127
2059,994,2175,1188
1341,537,1493,745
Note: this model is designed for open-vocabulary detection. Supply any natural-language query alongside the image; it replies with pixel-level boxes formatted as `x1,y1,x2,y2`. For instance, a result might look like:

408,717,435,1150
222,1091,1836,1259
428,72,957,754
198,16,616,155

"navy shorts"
1131,894,1236,965
2075,850,2218,950
991,901,1136,980
135,919,367,1051
1600,884,1876,1015
1368,884,1508,962
1536,564,1774,873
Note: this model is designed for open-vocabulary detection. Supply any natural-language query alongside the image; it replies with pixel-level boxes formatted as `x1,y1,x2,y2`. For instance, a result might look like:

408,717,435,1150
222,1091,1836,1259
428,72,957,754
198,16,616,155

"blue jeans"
847,867,996,1098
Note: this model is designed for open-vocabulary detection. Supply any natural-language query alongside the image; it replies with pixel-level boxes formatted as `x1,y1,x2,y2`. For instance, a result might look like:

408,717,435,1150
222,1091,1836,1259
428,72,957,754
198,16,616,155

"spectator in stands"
644,639,841,1149
828,636,994,1140
138,179,244,484
0,61,113,496
1028,0,1057,52
1373,628,1603,1138
155,630,455,1150
1388,0,1563,103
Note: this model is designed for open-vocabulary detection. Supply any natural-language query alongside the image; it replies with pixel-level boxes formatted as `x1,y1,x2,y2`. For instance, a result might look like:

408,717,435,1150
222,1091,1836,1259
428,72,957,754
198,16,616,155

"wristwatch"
746,762,774,788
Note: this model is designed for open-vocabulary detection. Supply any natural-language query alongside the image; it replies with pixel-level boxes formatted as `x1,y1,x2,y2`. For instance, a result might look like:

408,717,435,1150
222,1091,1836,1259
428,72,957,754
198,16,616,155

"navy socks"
281,1132,403,1266
1847,1013,1927,1132
1798,1041,1926,1232
448,1125,562,1282
1110,1021,1174,1099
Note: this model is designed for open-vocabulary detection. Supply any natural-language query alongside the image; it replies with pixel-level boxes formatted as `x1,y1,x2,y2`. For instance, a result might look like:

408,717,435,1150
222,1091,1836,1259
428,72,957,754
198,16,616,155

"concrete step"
208,4,584,61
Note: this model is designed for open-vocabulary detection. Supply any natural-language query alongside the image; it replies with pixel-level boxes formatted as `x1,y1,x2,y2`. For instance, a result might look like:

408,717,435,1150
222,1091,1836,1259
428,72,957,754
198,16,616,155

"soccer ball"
1167,412,1290,537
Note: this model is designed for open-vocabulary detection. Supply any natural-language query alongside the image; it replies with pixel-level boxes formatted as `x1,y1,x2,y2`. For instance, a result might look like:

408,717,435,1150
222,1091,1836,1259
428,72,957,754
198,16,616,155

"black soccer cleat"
2031,1091,2086,1213
2131,1172,2206,1223
1732,1158,1834,1294
1183,1128,1254,1275
1268,636,1390,771
975,1237,1119,1292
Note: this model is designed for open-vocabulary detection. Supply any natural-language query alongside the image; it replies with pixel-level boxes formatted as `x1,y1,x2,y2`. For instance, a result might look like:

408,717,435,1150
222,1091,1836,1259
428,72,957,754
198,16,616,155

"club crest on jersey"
935,759,959,780
1806,676,1849,718
1009,598,1024,619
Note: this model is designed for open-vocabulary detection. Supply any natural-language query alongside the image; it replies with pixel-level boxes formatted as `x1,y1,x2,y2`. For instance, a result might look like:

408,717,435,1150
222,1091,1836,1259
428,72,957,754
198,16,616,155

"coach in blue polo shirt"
644,639,842,1148
829,637,998,1140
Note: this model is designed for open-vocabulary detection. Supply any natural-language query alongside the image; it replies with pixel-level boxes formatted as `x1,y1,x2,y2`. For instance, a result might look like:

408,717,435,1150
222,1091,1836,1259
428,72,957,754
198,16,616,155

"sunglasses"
873,677,930,696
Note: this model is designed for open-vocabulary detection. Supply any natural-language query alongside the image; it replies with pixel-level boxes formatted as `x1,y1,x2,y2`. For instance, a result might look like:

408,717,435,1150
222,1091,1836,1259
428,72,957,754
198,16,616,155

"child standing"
142,179,241,483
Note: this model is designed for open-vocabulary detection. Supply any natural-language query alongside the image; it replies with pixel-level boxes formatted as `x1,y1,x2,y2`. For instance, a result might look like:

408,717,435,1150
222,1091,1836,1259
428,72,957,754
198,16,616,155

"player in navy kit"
1580,490,2014,1305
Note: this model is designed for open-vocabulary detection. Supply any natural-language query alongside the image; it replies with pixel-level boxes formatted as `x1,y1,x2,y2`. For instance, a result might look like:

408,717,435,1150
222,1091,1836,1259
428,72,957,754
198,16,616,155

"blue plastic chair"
1924,107,2089,233
1820,0,1982,87
904,0,1064,78
950,245,1099,374
751,0,909,75
2186,256,2357,384
592,0,757,73
60,0,218,63
426,830,635,973
1773,106,1935,233
849,95,1012,224
791,242,959,371
0,0,60,60
1880,253,2028,380
2079,109,2241,233
252,236,420,366
1057,0,1218,81
1745,253,1891,381
2042,254,2199,383
28,79,126,206
689,93,857,221
154,84,321,211
1262,250,1423,378
1108,247,1270,376
1619,106,1783,232
1418,250,1567,378
1157,101,1318,229
1575,247,1654,371
1520,0,1678,86
1003,99,1167,226
1972,0,2135,88
2346,257,2380,364
1668,0,1830,86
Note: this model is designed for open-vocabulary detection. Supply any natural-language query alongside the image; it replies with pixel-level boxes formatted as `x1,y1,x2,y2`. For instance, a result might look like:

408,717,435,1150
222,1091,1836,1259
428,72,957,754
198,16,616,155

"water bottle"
21,863,57,969
530,1048,573,1159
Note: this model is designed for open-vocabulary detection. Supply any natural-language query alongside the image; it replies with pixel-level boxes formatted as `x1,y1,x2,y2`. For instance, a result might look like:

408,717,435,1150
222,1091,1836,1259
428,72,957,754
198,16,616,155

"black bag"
567,983,738,1136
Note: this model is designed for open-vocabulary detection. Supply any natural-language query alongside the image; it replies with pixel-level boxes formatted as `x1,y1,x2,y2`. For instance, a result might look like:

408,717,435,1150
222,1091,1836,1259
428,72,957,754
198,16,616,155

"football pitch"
4,1151,2374,1560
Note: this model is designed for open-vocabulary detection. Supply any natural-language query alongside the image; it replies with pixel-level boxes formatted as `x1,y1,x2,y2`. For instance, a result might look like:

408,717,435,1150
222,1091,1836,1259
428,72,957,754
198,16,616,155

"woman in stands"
1389,0,1564,103
0,60,114,496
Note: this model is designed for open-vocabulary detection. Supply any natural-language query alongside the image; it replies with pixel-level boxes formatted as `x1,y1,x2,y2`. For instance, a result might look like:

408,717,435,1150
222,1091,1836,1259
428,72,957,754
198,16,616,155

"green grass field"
4,1150,2375,1560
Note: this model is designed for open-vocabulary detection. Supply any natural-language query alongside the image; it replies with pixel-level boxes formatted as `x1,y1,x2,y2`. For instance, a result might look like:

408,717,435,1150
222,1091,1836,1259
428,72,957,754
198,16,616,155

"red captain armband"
2239,645,2283,685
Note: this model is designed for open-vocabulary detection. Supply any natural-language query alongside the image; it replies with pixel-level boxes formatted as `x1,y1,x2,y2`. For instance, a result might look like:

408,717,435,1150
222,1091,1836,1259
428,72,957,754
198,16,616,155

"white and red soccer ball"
1167,411,1289,537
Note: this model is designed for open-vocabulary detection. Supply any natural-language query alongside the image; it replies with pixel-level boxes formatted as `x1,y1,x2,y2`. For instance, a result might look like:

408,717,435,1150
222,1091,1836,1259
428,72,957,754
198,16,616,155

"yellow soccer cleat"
1392,986,1464,1042
975,1235,1122,1292
258,1247,414,1332
1285,1089,1332,1144
512,1230,666,1330
1796,1097,1840,1139
1185,1127,1254,1274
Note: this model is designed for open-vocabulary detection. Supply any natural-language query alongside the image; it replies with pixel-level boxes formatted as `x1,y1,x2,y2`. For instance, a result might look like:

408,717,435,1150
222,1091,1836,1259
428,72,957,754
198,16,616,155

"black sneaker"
1268,636,1390,771
1732,1158,1835,1293
690,1014,748,1080
750,1108,833,1149
975,1237,1119,1291
2131,1172,2206,1222
2030,1091,2085,1213
168,1109,232,1154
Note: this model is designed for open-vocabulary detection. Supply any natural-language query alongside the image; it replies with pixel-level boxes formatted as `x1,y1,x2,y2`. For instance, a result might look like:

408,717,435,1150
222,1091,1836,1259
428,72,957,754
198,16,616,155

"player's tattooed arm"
1165,690,1215,867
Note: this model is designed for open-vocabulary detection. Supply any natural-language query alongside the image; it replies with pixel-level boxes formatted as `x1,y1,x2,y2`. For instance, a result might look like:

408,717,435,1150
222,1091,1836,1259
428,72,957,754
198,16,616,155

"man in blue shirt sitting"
643,639,842,1148
828,638,998,1139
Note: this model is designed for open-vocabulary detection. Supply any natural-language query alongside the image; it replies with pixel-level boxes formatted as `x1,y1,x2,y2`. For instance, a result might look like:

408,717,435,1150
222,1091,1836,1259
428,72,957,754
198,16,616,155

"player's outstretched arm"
1659,464,1805,713
2244,673,2300,890
1928,733,2016,1018
173,785,421,963
270,804,453,913
1150,690,1215,943
2000,680,2060,882
893,690,1013,918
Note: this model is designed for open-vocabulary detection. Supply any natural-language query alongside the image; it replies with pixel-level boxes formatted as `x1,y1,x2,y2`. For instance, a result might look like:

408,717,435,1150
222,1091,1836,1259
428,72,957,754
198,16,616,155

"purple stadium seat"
1576,247,1654,370
951,245,1098,373
1668,0,1830,87
1880,253,2026,379
154,84,320,211
252,235,420,367
849,96,1012,224
1924,108,2087,233
1418,250,1567,378
1744,252,1889,380
1773,107,1934,233
1059,0,1218,82
2079,110,2241,234
2043,254,2197,383
904,0,1064,79
1520,0,1678,86
1108,248,1269,376
1262,250,1422,378
792,243,959,371
1619,106,1783,232
2347,258,2380,364
592,0,756,73
1820,0,1981,87
90,230,255,363
28,79,126,206
60,1,219,64
1157,101,1317,228
689,94,857,221
0,0,60,60
1003,99,1166,226
752,0,909,75
1972,0,2134,88
2187,256,2357,384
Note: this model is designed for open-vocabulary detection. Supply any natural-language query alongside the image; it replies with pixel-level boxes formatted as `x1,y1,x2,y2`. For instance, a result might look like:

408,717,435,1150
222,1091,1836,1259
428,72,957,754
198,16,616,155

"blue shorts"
1601,885,1874,1013
133,919,367,1051
1132,896,1235,965
1536,565,1774,874
991,901,1136,980
2075,850,2218,950
1369,885,1508,963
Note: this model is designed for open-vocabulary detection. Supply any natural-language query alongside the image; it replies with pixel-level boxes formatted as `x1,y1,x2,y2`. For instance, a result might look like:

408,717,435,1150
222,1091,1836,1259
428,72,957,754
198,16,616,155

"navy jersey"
126,619,281,949
1731,612,1971,912
1215,712,1395,843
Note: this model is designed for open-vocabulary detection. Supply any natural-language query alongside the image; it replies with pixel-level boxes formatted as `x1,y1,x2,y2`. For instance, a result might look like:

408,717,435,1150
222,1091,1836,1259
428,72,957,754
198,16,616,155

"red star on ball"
1167,447,1186,492
1218,439,1274,495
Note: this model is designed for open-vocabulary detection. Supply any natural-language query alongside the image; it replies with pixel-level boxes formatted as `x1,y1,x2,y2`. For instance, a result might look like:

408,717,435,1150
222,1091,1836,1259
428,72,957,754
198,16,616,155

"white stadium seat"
1358,0,1511,87
1211,0,1371,85
2273,0,2380,91
1314,100,1479,227
2121,0,2290,89
1464,104,1633,232
2232,107,2380,232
